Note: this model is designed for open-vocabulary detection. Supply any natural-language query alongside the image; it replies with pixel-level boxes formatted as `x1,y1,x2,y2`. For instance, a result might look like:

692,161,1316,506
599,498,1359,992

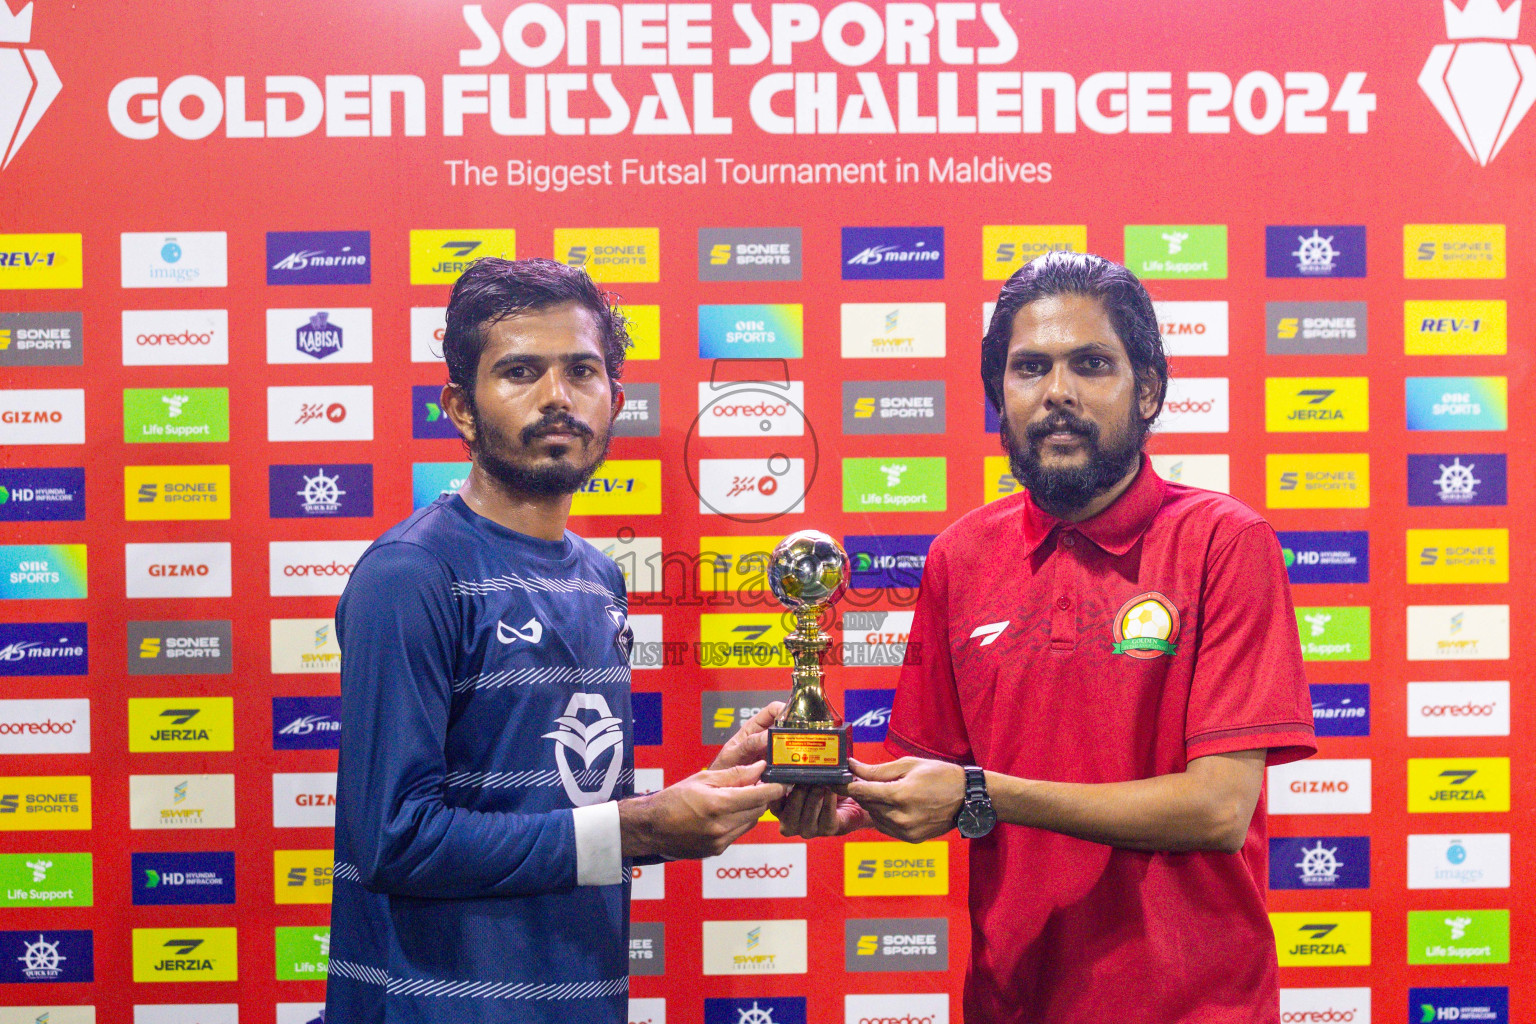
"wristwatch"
956,765,997,839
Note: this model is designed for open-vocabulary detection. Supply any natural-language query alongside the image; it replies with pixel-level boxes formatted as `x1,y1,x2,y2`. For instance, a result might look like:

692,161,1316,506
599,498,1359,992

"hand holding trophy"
761,530,854,785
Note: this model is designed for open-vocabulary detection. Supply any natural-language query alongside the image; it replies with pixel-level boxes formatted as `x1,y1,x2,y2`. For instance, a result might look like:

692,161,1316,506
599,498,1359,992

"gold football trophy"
762,530,853,785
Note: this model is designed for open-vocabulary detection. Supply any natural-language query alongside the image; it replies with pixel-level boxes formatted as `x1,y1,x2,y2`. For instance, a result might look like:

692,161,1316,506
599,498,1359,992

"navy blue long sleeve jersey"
326,493,635,1023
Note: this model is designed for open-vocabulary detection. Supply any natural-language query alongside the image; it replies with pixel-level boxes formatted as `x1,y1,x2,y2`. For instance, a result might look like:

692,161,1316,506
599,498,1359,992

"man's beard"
471,406,611,497
1002,404,1146,518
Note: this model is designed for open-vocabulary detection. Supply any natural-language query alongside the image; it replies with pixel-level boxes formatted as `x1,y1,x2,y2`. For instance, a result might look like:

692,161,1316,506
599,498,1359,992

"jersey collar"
1020,454,1164,556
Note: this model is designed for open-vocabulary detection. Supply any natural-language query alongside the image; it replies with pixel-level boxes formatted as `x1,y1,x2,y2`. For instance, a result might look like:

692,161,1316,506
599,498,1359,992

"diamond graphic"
0,2,61,169
1420,0,1536,165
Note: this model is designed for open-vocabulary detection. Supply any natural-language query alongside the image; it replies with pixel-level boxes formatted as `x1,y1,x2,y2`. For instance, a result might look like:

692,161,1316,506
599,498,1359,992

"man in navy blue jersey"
326,257,785,1023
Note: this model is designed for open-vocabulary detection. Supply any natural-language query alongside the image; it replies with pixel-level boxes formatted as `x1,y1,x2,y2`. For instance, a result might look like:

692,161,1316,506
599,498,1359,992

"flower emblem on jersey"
543,693,625,806
1111,592,1180,658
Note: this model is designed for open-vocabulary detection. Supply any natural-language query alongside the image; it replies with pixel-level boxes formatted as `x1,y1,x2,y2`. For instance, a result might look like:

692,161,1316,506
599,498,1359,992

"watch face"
958,802,997,839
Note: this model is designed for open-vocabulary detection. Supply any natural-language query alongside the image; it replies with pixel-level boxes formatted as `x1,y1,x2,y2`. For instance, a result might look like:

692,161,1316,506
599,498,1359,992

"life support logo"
543,693,625,807
1111,593,1180,658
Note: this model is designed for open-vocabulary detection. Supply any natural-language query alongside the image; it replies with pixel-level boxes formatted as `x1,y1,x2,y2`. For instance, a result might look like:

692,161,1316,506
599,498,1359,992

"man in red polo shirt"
777,251,1315,1023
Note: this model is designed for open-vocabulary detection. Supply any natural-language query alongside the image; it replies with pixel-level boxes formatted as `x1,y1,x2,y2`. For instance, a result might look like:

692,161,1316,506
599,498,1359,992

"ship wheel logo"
735,1003,778,1024
17,934,64,978
1295,841,1341,883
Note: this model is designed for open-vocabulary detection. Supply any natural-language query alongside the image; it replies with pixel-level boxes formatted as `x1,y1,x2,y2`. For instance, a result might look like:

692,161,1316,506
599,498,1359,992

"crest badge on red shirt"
1111,592,1181,658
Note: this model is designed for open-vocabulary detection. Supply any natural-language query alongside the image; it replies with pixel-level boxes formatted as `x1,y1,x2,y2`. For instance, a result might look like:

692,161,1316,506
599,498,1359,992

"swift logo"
969,621,1009,646
496,617,544,645
542,693,624,807
0,2,61,170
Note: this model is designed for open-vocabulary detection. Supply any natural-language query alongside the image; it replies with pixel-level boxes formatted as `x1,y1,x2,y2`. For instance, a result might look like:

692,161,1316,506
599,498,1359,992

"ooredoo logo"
0,699,89,754
1281,1009,1356,1022
1278,987,1370,1024
269,541,370,596
697,381,805,438
122,310,230,366
1155,378,1228,433
1407,681,1509,737
702,844,805,899
844,994,949,1024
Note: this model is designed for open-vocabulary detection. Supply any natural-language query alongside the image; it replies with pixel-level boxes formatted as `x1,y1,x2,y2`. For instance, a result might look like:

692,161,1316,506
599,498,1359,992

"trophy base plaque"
763,724,854,786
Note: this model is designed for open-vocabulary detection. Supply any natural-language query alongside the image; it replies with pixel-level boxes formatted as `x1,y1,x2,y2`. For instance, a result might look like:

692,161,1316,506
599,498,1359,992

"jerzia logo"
1421,0,1536,165
0,2,61,170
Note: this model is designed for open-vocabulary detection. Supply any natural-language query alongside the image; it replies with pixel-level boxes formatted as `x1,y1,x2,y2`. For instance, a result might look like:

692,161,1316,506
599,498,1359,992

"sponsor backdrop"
0,0,1529,1021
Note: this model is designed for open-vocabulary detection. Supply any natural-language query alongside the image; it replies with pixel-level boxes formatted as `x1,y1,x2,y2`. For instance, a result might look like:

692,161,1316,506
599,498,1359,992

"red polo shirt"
887,456,1315,1024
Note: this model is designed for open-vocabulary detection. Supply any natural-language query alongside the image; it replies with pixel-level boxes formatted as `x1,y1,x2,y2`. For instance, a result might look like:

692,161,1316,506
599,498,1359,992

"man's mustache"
520,412,594,445
1024,412,1100,446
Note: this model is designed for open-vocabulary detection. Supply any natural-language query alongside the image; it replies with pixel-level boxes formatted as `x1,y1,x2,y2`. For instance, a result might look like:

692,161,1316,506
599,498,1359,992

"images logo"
555,227,659,283
266,307,373,364
1266,301,1368,355
0,234,80,290
1407,757,1510,812
1405,299,1506,354
129,773,236,829
267,231,369,285
1265,226,1366,277
1264,378,1369,432
1404,224,1505,278
0,467,83,522
1309,683,1371,737
123,388,230,443
846,534,931,590
843,458,946,513
268,385,374,442
0,387,84,445
1407,680,1509,737
1271,912,1371,966
1152,300,1229,356
0,623,86,677
124,542,231,599
843,842,948,896
842,227,944,280
1278,531,1369,584
1407,528,1508,584
410,229,516,284
1269,837,1371,889
1123,225,1227,279
983,225,1086,279
131,927,237,982
123,465,230,522
0,2,60,170
0,776,91,830
1268,759,1372,815
1405,376,1507,430
0,312,81,367
1421,0,1534,165
131,851,235,906
272,696,341,750
1410,987,1508,1024
0,544,86,600
1407,833,1511,889
269,464,373,519
1406,604,1509,661
122,308,229,365
1407,453,1505,506
841,303,946,358
0,850,91,908
121,232,228,289
0,930,93,983
128,697,233,752
1408,909,1508,964
843,381,945,435
1267,454,1370,509
1295,606,1370,661
698,228,801,281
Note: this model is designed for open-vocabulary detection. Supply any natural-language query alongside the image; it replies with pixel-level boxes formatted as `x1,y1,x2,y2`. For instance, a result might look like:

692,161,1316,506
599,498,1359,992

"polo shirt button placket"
1049,530,1079,649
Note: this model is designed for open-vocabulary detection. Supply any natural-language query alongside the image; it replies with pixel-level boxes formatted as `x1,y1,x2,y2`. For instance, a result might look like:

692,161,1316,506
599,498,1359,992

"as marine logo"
1112,593,1179,658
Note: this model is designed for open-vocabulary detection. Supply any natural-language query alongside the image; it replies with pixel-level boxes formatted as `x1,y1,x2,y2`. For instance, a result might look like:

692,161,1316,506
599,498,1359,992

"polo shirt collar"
1019,454,1164,557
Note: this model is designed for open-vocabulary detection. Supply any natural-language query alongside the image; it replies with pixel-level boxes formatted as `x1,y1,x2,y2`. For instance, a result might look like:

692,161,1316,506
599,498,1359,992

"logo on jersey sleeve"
1111,593,1179,658
544,694,625,806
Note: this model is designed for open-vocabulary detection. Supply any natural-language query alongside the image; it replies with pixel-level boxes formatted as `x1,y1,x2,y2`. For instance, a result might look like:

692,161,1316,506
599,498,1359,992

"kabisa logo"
264,307,373,364
1265,226,1366,277
0,930,92,984
1272,913,1371,966
845,688,897,743
846,534,931,589
272,696,341,750
544,693,625,807
131,851,236,906
0,2,61,170
267,231,370,285
1410,986,1507,1023
1407,453,1506,506
1309,683,1371,737
0,622,86,677
1269,836,1371,889
0,312,81,367
412,384,463,439
0,467,83,523
841,227,944,280
698,227,802,282
297,312,342,358
409,229,516,284
554,228,659,283
1278,531,1370,585
703,997,808,1024
1111,593,1179,659
269,464,373,519
1421,0,1535,165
